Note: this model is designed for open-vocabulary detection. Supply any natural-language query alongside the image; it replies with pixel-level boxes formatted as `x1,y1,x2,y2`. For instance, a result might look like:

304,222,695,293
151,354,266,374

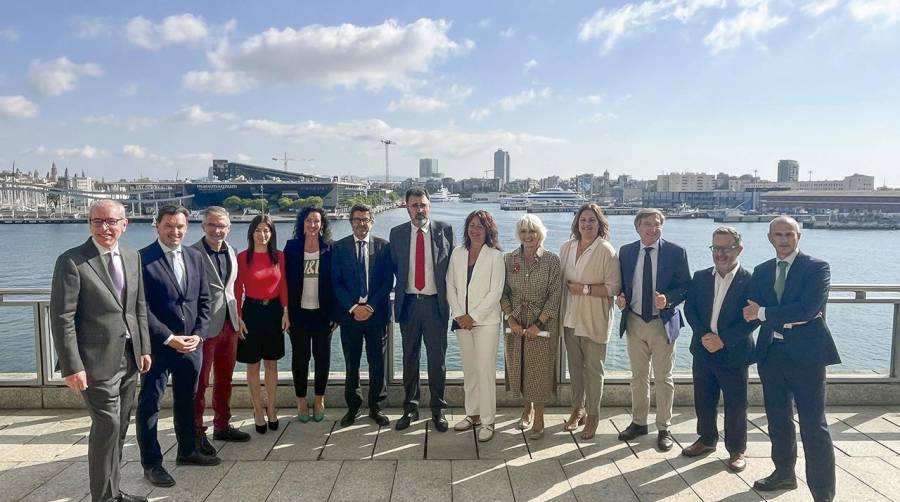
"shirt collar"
158,238,182,255
516,245,545,259
354,233,370,244
640,239,660,251
778,248,799,266
712,261,741,279
92,238,119,256
202,237,228,254
411,221,430,234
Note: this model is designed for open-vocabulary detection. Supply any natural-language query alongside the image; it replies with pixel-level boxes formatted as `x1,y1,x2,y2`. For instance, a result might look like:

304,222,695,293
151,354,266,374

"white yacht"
429,186,460,202
500,188,587,211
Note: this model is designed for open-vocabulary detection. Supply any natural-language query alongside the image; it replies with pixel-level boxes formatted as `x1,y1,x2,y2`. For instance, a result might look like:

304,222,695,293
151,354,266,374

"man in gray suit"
389,187,454,432
190,206,250,456
50,199,152,502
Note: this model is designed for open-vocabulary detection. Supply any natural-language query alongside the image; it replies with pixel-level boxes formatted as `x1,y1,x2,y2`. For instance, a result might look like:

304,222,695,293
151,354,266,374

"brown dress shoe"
726,452,747,472
681,439,716,457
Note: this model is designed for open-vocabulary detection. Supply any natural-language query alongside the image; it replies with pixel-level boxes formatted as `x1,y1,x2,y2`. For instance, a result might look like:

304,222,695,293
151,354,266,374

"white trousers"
456,324,500,425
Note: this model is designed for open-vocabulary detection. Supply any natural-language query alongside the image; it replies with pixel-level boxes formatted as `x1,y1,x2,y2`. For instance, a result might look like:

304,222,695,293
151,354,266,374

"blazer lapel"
121,248,139,307
154,242,183,294
198,244,225,290
717,269,746,327
83,239,125,310
780,253,806,304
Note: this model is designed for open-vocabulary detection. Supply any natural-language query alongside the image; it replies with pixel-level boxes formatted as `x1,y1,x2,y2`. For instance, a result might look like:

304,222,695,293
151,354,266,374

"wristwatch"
582,284,590,295
503,312,511,321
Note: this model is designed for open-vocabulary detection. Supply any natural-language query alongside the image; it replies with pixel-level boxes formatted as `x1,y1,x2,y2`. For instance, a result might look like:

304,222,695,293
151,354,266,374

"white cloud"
121,83,139,96
442,84,474,102
170,104,236,124
499,27,516,38
800,0,842,16
0,28,19,42
54,145,109,159
704,2,787,54
183,18,471,94
236,117,565,159
178,152,215,162
236,153,253,162
496,87,551,112
126,13,209,50
848,0,900,25
387,94,449,112
478,18,493,29
122,144,148,159
82,114,157,131
579,94,606,104
524,59,539,72
74,17,113,39
469,108,492,121
0,96,39,118
27,57,103,96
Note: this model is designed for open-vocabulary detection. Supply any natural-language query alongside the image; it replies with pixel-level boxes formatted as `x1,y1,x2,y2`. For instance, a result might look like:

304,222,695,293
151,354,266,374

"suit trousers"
289,308,333,398
456,325,500,425
81,339,138,502
399,295,448,414
692,358,748,454
340,320,388,412
194,323,238,434
564,328,607,416
759,341,835,501
625,312,676,429
136,350,201,467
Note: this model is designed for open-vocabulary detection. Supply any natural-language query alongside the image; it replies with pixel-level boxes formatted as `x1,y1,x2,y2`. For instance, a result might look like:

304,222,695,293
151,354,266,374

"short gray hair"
202,206,230,222
88,199,126,219
515,214,547,246
712,226,742,246
634,208,665,227
769,215,801,234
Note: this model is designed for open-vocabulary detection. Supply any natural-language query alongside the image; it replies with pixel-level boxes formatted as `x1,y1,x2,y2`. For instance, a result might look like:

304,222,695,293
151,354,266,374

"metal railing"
2,285,900,386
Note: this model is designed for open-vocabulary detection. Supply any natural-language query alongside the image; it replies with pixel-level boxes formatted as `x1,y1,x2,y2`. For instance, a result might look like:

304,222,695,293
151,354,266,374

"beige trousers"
456,324,500,425
625,312,676,429
564,328,607,416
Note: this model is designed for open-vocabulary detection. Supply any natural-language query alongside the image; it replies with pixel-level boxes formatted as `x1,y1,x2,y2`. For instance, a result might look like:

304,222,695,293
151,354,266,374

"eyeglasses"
409,203,428,209
90,218,125,228
709,244,740,253
351,217,372,224
203,223,230,230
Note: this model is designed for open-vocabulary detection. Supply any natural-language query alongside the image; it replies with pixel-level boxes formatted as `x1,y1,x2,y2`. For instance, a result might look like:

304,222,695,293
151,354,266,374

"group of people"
50,189,839,502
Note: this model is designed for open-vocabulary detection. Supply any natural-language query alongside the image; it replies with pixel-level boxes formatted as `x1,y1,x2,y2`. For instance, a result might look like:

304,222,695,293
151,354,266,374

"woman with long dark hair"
234,214,289,434
284,206,335,422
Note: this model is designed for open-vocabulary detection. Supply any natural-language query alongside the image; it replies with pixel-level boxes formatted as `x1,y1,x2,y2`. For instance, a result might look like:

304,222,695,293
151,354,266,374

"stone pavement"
2,406,900,501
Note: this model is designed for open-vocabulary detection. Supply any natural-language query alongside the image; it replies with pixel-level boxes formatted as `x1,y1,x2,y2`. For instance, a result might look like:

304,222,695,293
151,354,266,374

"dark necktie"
415,229,425,291
642,246,654,323
357,240,368,298
775,260,788,303
108,251,125,301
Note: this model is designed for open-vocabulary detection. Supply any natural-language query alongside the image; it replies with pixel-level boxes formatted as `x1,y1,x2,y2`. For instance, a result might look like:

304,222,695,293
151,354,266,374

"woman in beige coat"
559,204,621,439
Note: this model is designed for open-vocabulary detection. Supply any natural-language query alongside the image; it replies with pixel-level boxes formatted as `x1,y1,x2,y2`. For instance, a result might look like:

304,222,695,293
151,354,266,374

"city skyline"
1,1,899,185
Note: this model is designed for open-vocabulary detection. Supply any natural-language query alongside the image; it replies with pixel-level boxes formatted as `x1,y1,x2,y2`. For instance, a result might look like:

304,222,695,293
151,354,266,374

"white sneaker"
477,425,495,442
454,416,480,431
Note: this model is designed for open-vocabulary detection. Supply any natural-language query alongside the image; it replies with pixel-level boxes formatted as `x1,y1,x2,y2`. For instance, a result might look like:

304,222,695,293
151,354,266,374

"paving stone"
831,412,900,455
574,416,636,462
475,419,529,461
614,457,701,501
506,458,577,501
391,459,451,502
824,414,897,457
116,460,155,500
20,460,90,502
322,419,379,460
732,457,814,502
450,459,514,502
149,459,233,500
795,458,887,502
560,455,638,501
669,454,763,501
0,461,71,502
267,416,332,461
610,415,684,460
372,413,426,460
207,459,288,500
216,416,288,461
426,413,477,460
266,460,342,502
329,460,397,502
834,456,900,500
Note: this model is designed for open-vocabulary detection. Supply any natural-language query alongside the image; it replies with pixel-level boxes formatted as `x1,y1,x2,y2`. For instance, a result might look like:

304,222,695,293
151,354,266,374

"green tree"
305,196,324,208
223,195,242,211
277,196,294,211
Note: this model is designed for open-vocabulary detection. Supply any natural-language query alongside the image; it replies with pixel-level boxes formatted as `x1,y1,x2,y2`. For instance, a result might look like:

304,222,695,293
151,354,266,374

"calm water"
1,204,898,375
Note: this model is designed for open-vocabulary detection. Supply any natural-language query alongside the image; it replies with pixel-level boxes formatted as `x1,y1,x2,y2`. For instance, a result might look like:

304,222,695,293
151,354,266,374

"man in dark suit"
389,187,454,431
137,205,218,488
615,208,691,451
743,216,840,502
683,226,757,472
332,204,393,427
51,199,152,502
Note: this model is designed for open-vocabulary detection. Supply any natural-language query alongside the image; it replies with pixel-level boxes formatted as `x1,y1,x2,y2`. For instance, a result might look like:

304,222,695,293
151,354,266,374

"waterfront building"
493,149,510,188
777,159,800,182
736,174,876,192
759,190,900,213
643,190,759,210
656,172,717,192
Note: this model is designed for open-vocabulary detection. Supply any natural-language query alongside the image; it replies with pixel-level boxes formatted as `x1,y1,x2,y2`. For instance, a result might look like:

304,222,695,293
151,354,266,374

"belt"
245,296,281,306
406,293,437,300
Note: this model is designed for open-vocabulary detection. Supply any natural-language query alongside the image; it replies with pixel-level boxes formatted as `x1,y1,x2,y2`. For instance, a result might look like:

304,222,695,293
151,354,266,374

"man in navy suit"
683,226,757,472
615,208,691,451
743,216,840,502
332,204,393,428
137,205,218,488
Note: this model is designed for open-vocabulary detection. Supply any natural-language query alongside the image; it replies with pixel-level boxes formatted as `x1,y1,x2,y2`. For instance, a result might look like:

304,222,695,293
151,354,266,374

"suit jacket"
284,237,335,327
331,234,394,326
446,245,506,326
618,238,691,342
748,252,841,367
140,241,212,361
389,220,454,322
190,238,239,337
684,266,757,368
50,238,151,382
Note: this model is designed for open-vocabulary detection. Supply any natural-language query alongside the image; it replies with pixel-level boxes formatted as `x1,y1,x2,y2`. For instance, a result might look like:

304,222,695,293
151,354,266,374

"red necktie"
415,228,425,291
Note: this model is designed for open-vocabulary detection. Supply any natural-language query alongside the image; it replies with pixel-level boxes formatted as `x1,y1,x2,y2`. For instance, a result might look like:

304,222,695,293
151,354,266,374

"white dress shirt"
630,239,659,317
92,238,130,338
157,239,186,346
710,262,740,334
354,233,370,306
759,248,799,339
406,221,437,295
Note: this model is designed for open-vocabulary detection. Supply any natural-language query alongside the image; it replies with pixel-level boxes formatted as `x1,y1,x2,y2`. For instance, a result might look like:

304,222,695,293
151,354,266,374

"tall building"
656,172,716,192
493,149,510,188
777,160,800,183
419,158,439,179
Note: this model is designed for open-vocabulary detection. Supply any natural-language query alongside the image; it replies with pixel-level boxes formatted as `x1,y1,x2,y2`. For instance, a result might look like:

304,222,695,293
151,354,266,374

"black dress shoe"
395,410,419,431
657,430,674,451
753,472,798,492
369,410,390,427
340,409,359,427
176,451,222,466
617,422,649,441
144,465,175,487
432,412,448,432
213,425,251,442
195,433,216,456
116,491,148,502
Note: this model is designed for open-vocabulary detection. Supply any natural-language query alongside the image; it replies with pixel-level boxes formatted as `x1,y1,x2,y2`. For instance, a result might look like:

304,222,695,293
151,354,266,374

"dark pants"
399,295,448,414
759,342,835,502
692,358,748,454
340,319,388,412
136,348,202,467
82,340,138,502
194,323,238,434
289,308,332,397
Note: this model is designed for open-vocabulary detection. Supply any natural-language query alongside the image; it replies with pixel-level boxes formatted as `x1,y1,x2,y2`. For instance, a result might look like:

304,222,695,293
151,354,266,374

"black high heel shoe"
267,409,279,431
254,409,267,434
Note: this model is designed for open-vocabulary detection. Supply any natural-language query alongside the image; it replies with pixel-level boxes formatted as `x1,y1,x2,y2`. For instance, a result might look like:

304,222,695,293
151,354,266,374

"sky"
1,0,899,186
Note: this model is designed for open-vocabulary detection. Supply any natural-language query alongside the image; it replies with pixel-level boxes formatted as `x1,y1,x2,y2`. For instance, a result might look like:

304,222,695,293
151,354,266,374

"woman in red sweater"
235,215,289,434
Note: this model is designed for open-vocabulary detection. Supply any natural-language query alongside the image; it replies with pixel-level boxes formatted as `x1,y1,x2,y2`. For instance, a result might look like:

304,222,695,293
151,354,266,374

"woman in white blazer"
446,209,506,442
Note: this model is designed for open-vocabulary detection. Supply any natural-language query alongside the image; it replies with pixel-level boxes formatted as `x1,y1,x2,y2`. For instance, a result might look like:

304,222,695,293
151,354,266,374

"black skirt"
237,298,285,363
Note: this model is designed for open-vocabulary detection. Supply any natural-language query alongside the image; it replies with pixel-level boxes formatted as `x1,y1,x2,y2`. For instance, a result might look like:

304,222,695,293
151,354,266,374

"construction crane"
272,152,296,171
482,169,492,179
381,139,395,182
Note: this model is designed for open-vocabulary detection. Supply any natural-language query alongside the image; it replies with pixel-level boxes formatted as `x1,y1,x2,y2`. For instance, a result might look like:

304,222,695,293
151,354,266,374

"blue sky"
1,0,899,185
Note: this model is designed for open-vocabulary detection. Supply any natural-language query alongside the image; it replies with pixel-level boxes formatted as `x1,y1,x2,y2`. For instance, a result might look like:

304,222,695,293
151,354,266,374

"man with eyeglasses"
682,226,756,472
50,199,152,502
331,204,393,427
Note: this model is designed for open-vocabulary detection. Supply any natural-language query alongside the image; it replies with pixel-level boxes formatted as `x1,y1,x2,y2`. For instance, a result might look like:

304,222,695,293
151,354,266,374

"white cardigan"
446,245,506,326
